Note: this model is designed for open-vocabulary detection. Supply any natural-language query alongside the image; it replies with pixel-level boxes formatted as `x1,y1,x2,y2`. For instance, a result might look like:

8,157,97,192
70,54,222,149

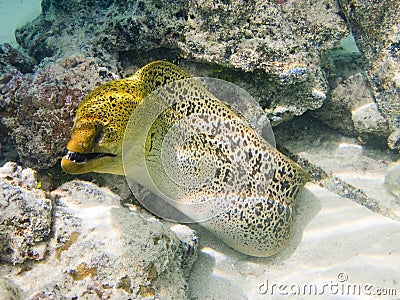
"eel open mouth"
64,151,116,163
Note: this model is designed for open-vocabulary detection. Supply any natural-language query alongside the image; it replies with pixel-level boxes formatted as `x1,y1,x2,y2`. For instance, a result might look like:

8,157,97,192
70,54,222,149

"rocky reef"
1,50,119,169
16,0,347,126
0,163,198,299
338,0,400,150
313,54,391,143
0,162,51,265
179,0,347,124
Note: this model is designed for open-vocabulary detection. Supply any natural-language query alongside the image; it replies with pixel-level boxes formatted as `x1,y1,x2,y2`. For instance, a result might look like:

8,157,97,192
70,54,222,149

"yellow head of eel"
61,61,190,174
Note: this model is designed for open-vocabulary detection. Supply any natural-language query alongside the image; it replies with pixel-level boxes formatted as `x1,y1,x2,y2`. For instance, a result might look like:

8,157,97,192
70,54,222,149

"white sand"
0,0,41,47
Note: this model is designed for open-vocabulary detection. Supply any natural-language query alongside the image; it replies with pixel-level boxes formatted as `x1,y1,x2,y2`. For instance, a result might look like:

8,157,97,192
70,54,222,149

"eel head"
61,118,122,175
61,81,139,175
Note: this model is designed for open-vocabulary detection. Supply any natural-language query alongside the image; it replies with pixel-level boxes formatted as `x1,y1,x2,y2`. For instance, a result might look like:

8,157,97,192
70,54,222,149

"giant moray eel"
61,60,310,257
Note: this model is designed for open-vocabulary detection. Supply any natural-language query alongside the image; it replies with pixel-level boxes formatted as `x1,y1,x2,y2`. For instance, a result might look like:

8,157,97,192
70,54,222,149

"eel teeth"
65,151,115,163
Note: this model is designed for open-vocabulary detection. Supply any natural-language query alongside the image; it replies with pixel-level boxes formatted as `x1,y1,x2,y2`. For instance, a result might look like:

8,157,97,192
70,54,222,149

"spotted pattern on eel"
61,60,310,257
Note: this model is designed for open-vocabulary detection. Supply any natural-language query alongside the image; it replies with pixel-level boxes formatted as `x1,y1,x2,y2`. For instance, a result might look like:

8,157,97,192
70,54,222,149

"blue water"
0,0,41,47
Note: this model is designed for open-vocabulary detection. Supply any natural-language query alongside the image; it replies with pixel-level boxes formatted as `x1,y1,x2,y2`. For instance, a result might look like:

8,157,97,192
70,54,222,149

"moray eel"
61,60,309,257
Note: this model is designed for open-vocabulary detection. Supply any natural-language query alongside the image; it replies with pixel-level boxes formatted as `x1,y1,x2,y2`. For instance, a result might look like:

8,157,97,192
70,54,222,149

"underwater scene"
1,0,400,299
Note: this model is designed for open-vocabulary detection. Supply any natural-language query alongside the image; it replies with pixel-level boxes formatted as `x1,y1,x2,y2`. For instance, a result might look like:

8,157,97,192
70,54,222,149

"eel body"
61,61,309,257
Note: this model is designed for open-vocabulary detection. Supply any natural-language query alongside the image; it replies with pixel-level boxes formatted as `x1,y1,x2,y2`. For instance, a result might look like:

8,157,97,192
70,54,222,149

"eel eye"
94,131,104,143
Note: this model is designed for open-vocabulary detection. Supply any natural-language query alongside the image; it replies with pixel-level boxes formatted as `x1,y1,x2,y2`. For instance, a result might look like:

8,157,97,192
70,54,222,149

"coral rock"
15,0,347,126
313,72,390,140
1,54,119,170
339,0,400,150
0,180,198,299
0,162,52,264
